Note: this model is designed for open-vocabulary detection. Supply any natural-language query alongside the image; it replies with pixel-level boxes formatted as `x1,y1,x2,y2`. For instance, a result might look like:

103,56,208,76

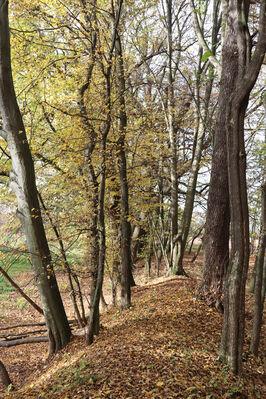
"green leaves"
201,50,212,62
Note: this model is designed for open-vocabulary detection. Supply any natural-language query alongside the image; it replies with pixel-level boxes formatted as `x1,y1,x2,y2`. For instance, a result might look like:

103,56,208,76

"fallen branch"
0,336,48,347
0,318,82,331
0,322,46,331
0,329,47,340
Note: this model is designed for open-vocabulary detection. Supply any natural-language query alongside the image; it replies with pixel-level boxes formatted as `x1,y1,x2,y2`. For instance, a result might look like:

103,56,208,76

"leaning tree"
0,0,71,355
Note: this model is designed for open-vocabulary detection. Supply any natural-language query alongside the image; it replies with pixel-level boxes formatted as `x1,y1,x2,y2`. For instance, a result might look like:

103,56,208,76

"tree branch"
189,0,221,74
0,336,48,347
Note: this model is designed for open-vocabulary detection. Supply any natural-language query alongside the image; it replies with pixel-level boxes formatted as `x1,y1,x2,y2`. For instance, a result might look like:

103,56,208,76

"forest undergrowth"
0,255,265,399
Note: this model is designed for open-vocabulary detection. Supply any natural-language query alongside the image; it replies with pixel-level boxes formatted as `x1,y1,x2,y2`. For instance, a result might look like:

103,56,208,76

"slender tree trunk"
77,0,100,335
0,0,71,355
86,71,110,344
250,182,266,355
0,266,43,314
166,0,179,274
176,64,213,274
86,143,107,344
115,31,132,310
38,192,86,327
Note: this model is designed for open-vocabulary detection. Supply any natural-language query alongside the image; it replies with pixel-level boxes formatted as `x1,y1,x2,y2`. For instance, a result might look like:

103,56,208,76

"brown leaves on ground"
0,260,265,399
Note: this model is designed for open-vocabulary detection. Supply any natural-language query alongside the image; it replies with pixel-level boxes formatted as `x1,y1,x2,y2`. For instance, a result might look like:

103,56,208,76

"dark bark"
0,360,13,390
86,72,110,344
86,0,124,340
218,0,266,374
200,58,233,309
115,28,132,310
0,0,71,355
77,0,100,337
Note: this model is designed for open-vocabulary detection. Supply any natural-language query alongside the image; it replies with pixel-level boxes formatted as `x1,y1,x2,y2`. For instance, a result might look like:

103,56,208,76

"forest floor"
0,254,265,399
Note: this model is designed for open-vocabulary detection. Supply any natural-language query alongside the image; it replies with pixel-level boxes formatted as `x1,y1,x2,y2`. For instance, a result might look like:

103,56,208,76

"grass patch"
0,254,31,294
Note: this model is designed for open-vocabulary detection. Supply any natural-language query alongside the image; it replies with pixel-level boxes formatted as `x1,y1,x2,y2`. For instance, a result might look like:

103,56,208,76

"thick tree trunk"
219,99,250,374
0,0,71,355
218,0,265,374
200,44,233,310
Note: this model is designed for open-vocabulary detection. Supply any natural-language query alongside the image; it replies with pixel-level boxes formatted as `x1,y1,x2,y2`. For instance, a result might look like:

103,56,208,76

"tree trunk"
0,0,71,355
166,0,179,274
200,48,232,310
250,182,266,355
38,192,86,327
176,63,213,275
0,360,13,390
86,70,111,344
218,0,265,374
115,31,132,310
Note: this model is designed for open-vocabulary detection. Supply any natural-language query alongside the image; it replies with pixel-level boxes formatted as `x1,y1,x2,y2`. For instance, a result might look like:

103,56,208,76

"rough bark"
200,9,234,308
218,0,266,374
0,0,71,355
200,100,230,309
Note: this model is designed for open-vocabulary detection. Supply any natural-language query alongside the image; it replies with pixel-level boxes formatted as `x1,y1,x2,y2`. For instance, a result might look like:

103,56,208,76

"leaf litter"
0,257,265,399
